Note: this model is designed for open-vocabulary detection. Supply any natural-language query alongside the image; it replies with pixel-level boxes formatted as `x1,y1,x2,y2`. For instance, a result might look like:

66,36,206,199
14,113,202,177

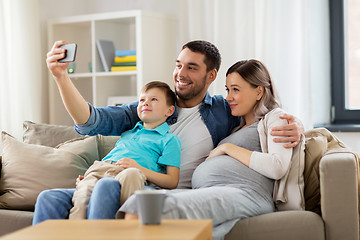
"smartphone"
58,43,77,62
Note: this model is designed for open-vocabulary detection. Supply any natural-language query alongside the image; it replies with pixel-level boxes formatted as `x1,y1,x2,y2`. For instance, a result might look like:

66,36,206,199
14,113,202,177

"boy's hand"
270,113,304,148
75,175,84,187
116,158,141,169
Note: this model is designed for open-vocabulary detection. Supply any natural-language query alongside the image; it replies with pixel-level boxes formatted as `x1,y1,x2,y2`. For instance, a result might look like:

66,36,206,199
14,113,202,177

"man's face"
173,48,213,107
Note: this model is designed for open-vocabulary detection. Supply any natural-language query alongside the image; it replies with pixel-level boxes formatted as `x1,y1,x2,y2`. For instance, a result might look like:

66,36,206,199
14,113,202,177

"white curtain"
177,0,331,130
0,0,43,141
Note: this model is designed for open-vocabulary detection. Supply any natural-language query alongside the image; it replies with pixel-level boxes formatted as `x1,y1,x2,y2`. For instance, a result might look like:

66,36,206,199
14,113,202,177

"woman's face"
225,72,261,118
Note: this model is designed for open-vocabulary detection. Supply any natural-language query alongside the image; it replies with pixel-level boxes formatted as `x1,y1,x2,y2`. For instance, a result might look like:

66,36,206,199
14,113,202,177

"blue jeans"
32,177,121,225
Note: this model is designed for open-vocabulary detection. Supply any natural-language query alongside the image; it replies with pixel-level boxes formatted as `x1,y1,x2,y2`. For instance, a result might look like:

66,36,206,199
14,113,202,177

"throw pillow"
23,121,82,147
96,135,120,160
303,130,328,215
0,132,98,211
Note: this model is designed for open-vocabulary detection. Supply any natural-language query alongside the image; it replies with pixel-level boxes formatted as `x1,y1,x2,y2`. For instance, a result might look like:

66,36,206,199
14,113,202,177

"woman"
121,59,304,240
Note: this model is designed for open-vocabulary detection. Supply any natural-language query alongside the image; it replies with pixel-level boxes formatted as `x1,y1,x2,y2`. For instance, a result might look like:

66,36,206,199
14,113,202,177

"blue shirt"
75,92,240,147
102,122,181,174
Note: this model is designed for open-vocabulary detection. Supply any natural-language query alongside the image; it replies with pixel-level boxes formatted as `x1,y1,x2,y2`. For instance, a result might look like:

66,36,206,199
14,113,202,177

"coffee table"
0,219,212,240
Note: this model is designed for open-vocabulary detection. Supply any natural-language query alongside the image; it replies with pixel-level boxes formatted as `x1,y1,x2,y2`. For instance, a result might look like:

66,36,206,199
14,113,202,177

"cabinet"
47,10,177,125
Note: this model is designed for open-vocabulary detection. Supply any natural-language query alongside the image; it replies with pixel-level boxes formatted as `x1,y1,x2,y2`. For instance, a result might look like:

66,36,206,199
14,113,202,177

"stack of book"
111,50,137,72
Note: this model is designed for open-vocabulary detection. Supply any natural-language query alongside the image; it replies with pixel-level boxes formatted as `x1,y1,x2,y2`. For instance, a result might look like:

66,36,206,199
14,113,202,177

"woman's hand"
116,158,141,169
206,143,252,167
270,113,304,148
46,40,70,81
206,143,228,160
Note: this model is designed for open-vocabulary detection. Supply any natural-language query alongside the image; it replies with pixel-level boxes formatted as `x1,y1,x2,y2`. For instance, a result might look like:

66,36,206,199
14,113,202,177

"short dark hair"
142,81,176,106
182,40,221,72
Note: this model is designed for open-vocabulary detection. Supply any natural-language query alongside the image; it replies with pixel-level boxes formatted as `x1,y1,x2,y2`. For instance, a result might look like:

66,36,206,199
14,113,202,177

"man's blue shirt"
102,122,181,174
75,92,240,147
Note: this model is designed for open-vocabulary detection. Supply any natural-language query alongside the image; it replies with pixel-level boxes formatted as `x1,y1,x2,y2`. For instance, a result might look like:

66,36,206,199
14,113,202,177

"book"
111,66,137,72
112,62,136,67
114,55,137,63
96,40,115,72
115,50,136,57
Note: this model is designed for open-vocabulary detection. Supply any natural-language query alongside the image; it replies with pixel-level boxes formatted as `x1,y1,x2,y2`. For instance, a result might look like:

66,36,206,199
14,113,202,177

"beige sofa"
0,121,358,240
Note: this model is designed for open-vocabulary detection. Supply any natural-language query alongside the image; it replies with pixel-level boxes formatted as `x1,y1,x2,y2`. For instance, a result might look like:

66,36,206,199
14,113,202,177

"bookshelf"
47,10,177,125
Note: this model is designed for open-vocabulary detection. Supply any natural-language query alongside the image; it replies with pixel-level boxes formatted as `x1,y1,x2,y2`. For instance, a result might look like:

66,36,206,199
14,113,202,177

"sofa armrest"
320,152,359,240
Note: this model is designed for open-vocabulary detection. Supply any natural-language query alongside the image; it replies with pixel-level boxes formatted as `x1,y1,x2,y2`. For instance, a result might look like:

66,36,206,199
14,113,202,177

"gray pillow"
23,121,82,147
0,131,98,211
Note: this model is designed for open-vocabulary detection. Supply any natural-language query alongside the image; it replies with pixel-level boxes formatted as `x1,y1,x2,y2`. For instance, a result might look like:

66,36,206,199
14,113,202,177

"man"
33,40,302,223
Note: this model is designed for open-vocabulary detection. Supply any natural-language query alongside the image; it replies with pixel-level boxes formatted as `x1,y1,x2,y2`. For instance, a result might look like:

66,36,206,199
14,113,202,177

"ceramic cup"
135,189,167,225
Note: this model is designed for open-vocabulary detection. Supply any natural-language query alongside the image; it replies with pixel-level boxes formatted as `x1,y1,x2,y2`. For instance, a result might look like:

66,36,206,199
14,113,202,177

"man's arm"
270,113,304,148
47,40,91,125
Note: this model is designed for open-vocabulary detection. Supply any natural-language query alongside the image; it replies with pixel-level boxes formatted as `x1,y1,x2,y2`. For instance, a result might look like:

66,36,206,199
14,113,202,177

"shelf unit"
47,10,177,125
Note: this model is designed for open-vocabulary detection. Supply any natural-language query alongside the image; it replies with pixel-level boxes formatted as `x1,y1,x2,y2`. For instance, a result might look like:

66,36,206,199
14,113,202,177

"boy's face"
137,88,174,127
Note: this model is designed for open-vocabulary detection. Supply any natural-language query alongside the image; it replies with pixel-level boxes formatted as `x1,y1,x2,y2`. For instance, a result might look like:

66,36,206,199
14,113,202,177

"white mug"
135,189,167,225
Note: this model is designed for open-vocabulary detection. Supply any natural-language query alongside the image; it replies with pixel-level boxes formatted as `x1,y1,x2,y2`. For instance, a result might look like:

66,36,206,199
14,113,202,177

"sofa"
0,121,358,240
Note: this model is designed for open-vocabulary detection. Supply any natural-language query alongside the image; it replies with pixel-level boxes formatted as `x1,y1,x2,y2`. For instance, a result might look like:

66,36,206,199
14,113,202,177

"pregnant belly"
192,155,273,190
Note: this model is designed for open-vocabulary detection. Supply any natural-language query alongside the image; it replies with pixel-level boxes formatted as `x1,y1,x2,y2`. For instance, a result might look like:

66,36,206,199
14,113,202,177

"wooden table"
0,219,212,240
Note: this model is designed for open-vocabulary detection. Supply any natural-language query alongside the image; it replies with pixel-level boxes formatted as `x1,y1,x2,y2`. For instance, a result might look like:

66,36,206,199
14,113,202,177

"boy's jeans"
32,177,121,225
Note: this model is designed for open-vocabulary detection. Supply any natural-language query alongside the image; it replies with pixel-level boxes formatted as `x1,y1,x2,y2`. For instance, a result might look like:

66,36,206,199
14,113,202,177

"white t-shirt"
169,104,213,189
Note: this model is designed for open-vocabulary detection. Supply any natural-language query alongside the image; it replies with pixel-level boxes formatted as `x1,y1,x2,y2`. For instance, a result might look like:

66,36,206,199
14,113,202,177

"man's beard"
175,76,207,101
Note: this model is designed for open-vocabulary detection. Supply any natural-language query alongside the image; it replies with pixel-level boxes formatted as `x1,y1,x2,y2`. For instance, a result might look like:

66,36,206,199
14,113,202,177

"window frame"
330,0,360,124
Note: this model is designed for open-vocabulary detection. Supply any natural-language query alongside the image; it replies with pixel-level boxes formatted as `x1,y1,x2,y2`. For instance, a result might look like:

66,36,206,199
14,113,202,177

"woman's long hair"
226,59,281,121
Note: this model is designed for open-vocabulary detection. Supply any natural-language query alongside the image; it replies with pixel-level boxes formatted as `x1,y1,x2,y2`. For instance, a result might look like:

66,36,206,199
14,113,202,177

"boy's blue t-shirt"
102,121,181,174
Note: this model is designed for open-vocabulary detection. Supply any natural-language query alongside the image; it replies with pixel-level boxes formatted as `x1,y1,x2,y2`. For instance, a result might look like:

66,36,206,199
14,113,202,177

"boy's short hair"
142,81,176,106
182,40,221,72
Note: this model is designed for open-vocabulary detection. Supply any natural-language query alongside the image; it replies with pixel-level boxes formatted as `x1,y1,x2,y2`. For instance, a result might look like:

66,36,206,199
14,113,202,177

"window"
330,0,360,124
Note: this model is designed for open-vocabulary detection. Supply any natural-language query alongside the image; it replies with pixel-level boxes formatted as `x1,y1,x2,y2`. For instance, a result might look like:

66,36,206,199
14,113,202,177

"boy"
69,81,181,219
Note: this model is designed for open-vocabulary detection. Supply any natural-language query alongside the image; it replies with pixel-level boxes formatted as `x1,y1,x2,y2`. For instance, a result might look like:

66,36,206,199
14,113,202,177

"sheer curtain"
0,0,43,142
177,0,330,129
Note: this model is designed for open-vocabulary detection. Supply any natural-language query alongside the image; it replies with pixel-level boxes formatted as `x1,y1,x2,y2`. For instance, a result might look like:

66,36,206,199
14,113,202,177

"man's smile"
176,78,192,88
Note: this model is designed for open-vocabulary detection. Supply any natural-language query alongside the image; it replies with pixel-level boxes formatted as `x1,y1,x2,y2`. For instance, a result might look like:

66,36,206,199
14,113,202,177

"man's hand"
46,40,70,81
116,158,142,169
270,113,304,148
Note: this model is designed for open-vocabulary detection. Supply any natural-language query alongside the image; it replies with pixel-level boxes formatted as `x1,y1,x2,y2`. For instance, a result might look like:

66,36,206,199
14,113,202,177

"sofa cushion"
23,121,82,147
225,211,324,240
0,209,33,236
0,132,98,211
